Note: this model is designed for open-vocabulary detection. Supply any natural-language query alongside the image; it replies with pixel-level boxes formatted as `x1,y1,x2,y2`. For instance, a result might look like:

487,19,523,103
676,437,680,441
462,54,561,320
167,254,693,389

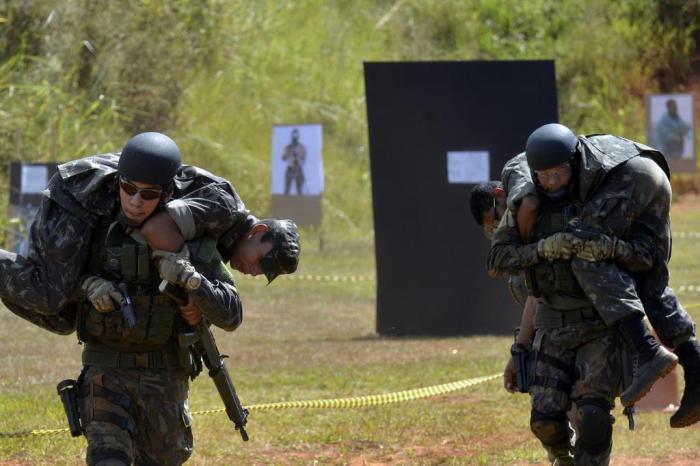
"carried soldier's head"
118,132,182,225
469,181,506,239
228,219,300,283
526,123,578,198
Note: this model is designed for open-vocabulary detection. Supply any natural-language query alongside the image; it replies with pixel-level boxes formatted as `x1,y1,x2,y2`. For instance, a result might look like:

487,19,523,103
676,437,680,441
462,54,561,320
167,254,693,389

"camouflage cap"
259,219,300,283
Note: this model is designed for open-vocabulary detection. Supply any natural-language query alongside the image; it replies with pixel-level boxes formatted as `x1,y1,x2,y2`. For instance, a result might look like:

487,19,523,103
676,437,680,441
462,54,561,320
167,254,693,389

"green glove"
537,233,581,261
577,234,618,262
152,245,202,291
81,276,125,313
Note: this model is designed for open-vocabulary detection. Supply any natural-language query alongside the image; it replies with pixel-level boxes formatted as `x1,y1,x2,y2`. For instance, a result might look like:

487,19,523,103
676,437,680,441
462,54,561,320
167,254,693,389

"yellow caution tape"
252,273,373,282
201,373,499,413
676,286,700,293
674,232,700,239
0,373,498,438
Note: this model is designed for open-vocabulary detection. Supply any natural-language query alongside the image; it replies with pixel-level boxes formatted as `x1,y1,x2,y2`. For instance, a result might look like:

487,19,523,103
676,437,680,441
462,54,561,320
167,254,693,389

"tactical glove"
577,234,622,262
152,245,202,291
537,232,581,261
81,276,125,313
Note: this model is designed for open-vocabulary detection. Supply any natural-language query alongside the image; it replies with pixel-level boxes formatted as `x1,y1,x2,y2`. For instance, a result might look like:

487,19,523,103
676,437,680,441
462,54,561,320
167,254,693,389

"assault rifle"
159,281,249,441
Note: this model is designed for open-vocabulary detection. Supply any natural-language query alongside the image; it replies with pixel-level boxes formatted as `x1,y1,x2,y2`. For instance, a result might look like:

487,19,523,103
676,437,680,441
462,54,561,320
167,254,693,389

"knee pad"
530,410,570,446
90,448,130,466
575,398,613,455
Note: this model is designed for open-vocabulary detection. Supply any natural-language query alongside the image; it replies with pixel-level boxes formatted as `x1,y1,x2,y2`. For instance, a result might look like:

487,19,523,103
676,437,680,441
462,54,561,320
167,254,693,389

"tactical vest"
79,220,180,354
529,199,588,308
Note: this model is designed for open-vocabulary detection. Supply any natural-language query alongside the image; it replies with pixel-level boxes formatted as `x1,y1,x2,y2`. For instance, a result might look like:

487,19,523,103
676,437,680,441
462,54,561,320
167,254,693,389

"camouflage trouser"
79,366,193,466
572,156,695,346
530,320,622,466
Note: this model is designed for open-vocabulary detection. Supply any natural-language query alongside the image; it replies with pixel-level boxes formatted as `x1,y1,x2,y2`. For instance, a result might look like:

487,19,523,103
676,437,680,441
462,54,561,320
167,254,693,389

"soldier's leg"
529,329,576,465
616,157,700,424
79,367,137,466
570,258,677,406
640,278,700,427
572,159,677,406
2,297,76,335
570,322,621,466
132,369,193,465
0,197,91,318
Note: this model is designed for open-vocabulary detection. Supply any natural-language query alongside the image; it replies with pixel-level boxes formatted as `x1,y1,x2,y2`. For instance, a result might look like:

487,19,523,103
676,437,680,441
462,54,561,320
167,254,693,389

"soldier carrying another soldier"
2,132,300,465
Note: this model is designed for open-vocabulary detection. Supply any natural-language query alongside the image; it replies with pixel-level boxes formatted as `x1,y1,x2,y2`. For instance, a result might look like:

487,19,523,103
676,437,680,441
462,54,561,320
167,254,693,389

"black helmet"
118,132,182,186
525,123,578,171
259,219,300,283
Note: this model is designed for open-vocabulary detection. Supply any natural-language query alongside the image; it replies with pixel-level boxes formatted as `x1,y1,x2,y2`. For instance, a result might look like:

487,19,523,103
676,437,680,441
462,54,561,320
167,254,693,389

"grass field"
1,196,700,465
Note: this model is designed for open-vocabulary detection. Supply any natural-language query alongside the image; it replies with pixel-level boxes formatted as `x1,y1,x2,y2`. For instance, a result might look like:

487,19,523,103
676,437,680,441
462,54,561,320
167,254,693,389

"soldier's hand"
179,300,203,326
504,356,517,393
537,233,582,261
81,276,125,313
152,246,201,291
578,235,617,262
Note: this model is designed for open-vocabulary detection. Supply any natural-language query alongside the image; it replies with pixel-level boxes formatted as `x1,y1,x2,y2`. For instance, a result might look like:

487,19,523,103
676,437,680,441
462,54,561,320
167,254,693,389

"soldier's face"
119,179,162,223
535,162,572,193
481,197,506,240
229,226,274,276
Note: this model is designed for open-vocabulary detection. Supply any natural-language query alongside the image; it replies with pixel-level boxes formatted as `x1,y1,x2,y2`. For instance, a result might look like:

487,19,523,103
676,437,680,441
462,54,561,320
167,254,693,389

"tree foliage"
0,0,698,240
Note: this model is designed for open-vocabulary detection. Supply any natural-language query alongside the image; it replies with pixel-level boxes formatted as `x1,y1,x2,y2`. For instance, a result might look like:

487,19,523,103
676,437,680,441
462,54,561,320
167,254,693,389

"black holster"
57,379,83,437
511,343,531,393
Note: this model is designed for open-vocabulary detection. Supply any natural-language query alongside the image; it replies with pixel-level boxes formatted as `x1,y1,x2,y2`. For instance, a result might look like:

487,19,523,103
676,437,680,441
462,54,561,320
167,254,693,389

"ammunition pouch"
80,296,178,352
531,260,582,296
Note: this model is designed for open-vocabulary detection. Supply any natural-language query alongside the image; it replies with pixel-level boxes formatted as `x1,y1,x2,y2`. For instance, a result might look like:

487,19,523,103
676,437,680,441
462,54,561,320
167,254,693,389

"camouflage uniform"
499,136,695,347
77,217,240,465
489,198,620,466
500,156,536,308
1,154,255,333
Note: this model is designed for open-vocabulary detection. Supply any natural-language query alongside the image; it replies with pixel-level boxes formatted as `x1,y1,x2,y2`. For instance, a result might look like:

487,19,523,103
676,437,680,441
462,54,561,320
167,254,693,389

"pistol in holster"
57,379,83,437
511,327,531,393
511,343,531,393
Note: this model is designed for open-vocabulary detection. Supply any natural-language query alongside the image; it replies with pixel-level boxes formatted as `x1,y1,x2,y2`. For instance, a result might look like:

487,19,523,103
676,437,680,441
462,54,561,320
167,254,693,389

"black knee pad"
530,410,569,446
575,398,613,455
90,448,130,466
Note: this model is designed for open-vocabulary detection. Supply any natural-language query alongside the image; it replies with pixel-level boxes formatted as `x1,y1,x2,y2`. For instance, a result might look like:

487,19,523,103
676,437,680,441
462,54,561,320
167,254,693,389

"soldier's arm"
487,210,541,276
501,152,539,240
165,181,256,242
574,225,654,272
187,239,243,332
612,228,655,272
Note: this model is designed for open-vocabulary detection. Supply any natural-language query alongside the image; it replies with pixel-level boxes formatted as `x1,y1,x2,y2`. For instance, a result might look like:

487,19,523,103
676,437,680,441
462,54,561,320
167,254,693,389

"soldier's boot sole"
620,346,678,407
670,387,700,428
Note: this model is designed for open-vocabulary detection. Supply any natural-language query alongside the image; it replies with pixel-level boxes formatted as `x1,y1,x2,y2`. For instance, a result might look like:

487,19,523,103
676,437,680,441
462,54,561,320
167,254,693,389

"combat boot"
670,339,700,428
617,315,678,407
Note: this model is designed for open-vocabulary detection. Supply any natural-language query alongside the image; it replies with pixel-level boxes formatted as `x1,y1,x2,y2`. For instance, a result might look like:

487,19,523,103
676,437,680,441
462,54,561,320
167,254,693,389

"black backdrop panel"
364,61,558,336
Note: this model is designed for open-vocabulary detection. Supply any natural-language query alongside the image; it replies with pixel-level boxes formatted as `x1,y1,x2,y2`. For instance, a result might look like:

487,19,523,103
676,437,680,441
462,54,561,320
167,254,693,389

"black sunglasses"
119,178,162,201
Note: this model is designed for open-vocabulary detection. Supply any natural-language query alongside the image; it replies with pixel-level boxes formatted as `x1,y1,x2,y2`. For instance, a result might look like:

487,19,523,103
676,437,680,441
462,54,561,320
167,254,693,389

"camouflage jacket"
1,153,254,329
501,134,669,210
489,134,668,277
